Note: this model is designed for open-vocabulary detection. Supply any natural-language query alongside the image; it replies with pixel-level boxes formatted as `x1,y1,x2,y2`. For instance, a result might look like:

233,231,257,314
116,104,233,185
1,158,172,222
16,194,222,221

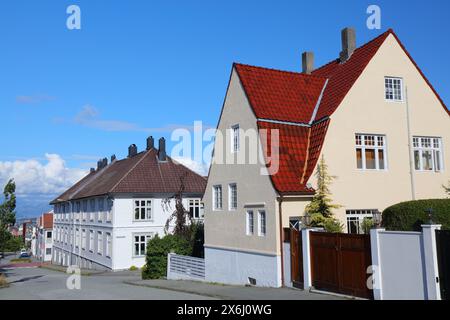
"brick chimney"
111,154,116,163
128,144,137,158
340,27,356,63
302,52,314,74
147,136,155,150
158,137,167,161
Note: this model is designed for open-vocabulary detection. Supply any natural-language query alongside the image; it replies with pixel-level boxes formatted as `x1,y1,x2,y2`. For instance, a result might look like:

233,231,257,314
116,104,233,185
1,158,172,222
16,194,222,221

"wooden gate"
436,230,450,300
310,232,373,299
290,228,303,289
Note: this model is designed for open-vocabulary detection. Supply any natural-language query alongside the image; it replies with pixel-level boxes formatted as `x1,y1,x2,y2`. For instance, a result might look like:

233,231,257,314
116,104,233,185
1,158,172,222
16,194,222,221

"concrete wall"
205,246,281,287
309,34,450,230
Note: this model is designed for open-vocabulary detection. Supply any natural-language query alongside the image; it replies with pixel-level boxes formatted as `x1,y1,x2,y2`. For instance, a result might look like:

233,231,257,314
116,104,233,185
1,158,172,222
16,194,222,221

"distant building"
35,212,54,261
50,137,206,271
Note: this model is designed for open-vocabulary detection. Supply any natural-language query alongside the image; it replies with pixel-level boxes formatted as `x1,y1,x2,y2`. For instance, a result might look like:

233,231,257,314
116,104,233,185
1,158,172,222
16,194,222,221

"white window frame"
89,230,94,252
231,124,240,153
75,228,80,248
258,210,266,237
346,209,376,234
106,233,112,258
98,198,104,223
355,134,387,171
188,199,203,219
133,199,153,221
385,77,404,102
246,210,254,236
133,233,153,257
97,231,103,255
81,229,86,250
213,185,223,211
228,183,237,211
413,136,444,172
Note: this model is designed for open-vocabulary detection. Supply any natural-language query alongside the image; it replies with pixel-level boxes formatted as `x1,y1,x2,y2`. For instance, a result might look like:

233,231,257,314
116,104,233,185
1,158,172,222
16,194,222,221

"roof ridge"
313,29,393,73
234,62,327,80
110,150,152,193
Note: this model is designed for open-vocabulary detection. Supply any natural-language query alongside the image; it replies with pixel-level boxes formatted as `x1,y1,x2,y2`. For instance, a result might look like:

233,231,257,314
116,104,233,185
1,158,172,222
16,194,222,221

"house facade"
51,137,206,271
35,212,54,262
203,28,450,287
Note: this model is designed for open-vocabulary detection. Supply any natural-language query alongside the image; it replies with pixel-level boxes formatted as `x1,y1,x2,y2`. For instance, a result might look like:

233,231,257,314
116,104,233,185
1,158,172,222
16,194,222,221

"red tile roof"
235,29,448,194
37,212,53,229
51,148,206,204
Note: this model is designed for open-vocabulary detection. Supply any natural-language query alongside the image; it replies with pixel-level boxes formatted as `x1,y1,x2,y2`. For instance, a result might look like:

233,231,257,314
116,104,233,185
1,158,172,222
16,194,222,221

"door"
310,232,373,299
436,230,450,300
290,228,303,289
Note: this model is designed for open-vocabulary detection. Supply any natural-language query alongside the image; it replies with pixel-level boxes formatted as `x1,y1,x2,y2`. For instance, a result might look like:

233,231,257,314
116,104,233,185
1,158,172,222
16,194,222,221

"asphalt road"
0,256,213,300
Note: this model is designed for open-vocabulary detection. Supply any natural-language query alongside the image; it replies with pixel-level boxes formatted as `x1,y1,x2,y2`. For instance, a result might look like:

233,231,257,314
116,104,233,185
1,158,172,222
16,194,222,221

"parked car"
19,249,30,258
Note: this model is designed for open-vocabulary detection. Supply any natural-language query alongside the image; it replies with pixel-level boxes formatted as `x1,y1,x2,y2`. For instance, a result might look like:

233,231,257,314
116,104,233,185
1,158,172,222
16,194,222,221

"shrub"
141,234,191,280
186,221,205,258
129,266,138,271
0,274,8,288
361,218,375,235
382,199,450,231
310,213,344,233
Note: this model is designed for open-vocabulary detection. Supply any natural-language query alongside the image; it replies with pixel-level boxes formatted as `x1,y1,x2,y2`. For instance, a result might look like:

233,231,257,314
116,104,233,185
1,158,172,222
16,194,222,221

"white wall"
205,246,281,287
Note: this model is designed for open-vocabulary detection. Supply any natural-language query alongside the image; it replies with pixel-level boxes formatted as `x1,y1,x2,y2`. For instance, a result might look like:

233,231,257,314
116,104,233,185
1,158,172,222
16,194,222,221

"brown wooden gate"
290,228,303,289
310,231,373,299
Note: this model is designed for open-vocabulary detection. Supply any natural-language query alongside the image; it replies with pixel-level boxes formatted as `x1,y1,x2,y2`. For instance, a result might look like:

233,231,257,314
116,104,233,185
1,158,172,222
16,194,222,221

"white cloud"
172,157,210,176
0,154,88,195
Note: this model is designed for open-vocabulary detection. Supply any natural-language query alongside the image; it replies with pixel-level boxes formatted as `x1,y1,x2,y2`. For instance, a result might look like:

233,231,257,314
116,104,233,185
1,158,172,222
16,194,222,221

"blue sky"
0,0,449,217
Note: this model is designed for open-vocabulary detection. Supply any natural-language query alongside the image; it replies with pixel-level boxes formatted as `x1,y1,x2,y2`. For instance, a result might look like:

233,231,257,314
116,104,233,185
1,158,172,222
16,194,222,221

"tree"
163,173,191,238
305,157,343,233
444,181,450,196
0,179,17,254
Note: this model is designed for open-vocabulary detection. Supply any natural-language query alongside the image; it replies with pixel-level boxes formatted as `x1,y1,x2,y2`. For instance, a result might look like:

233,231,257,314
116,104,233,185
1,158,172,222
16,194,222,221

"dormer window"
385,77,403,102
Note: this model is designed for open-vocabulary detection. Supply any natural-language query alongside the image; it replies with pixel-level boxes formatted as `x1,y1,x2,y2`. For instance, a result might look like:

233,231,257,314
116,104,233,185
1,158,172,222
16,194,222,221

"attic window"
385,77,403,102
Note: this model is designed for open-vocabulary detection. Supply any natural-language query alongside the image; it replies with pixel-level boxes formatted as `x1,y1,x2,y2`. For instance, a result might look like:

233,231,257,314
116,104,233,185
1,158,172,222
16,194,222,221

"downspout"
405,86,416,200
278,195,285,287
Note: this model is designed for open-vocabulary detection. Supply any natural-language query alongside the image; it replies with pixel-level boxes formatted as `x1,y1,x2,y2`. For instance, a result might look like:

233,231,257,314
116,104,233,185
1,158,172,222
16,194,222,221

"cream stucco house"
203,28,450,287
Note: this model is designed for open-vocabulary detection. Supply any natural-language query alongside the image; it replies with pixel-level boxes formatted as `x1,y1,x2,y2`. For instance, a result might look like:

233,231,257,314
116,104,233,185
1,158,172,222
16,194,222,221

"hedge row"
382,199,450,231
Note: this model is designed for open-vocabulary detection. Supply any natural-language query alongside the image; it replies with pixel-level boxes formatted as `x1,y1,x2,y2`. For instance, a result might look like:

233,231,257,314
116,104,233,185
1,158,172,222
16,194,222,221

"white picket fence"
167,253,205,281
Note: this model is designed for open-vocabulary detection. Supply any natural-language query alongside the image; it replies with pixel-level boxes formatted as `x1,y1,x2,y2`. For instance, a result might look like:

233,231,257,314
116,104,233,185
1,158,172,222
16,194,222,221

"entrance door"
290,228,303,289
436,230,450,300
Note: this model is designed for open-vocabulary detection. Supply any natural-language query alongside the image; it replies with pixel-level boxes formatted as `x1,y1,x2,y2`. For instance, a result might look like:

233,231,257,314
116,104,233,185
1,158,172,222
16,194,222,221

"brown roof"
51,148,207,204
37,212,53,229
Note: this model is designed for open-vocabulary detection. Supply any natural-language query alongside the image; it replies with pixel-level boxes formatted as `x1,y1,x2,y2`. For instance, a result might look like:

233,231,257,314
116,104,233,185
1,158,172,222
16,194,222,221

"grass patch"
10,258,32,263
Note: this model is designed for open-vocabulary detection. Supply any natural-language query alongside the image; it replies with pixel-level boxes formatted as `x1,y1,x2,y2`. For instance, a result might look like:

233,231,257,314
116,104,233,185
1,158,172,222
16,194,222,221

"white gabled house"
51,137,206,271
35,212,54,262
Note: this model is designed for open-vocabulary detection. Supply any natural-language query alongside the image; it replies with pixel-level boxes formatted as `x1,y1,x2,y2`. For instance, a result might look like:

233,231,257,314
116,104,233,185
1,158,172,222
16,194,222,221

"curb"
38,264,105,276
123,280,225,300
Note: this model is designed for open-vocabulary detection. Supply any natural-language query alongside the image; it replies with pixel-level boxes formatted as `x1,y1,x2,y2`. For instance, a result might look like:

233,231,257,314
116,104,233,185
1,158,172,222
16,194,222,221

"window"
188,199,203,219
106,199,112,222
46,231,52,239
81,229,86,250
355,134,387,170
106,233,112,258
89,199,95,221
258,210,266,237
134,234,152,256
133,200,152,221
246,211,254,235
98,198,104,222
89,230,94,252
213,185,223,210
75,228,80,248
46,248,52,255
413,137,443,172
231,124,240,153
97,231,103,255
346,210,376,234
228,184,237,210
385,77,403,101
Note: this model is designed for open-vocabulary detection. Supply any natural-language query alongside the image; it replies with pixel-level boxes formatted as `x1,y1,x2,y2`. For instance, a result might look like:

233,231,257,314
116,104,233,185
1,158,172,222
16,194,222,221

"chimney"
90,168,95,173
97,159,102,170
147,136,154,150
340,27,356,62
102,157,108,168
111,154,116,163
128,144,137,158
158,137,167,161
302,52,314,74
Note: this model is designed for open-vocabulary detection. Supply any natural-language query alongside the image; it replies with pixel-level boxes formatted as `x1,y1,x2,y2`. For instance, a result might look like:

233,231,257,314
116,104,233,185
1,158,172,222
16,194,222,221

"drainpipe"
278,195,285,287
405,86,416,200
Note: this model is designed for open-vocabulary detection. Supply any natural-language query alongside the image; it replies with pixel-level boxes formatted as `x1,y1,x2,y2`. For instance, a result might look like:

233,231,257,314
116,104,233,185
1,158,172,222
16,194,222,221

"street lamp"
372,209,382,228
300,212,311,228
425,208,434,224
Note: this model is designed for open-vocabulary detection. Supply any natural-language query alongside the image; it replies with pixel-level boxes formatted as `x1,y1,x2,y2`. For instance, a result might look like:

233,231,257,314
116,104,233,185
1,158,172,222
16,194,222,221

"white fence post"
421,224,441,300
302,228,323,290
370,228,385,300
167,252,172,279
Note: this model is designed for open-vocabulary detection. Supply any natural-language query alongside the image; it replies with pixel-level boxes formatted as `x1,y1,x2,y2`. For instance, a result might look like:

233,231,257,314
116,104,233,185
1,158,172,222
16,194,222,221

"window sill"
133,219,154,223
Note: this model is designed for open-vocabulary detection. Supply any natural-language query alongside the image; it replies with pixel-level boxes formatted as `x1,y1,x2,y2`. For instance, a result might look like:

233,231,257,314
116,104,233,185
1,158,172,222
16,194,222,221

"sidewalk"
125,279,348,300
39,263,107,276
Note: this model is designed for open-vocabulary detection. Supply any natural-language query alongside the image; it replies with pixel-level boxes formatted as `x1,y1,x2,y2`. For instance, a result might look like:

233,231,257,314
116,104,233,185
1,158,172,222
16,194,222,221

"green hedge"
141,234,192,280
382,199,450,231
